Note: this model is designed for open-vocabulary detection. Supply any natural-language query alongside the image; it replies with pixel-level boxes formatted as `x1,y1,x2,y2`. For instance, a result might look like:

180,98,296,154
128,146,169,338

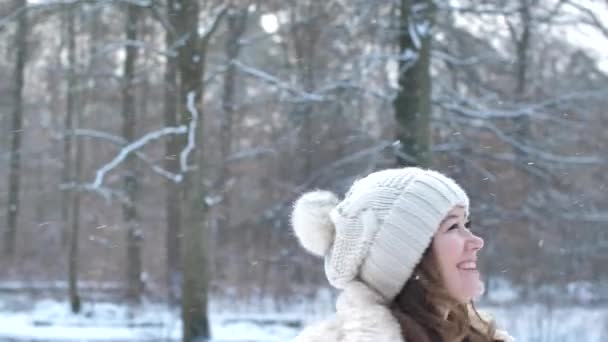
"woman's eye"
465,221,472,228
448,224,459,231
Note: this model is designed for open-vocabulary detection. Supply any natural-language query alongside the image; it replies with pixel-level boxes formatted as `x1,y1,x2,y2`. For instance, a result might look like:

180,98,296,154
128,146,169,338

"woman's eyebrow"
440,214,460,225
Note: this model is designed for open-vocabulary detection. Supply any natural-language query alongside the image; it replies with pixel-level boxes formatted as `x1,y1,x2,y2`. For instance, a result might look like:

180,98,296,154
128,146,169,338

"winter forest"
0,0,607,341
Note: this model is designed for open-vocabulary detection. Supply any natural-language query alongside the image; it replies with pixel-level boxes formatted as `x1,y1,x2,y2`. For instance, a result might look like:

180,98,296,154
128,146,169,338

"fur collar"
293,281,403,342
292,281,514,342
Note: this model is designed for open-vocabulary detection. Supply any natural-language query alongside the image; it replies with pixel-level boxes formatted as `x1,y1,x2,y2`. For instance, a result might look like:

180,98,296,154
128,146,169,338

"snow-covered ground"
0,297,299,341
0,290,606,341
489,304,608,342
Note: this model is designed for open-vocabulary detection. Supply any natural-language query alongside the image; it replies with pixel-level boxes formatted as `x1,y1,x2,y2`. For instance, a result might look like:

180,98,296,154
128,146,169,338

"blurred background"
0,0,607,341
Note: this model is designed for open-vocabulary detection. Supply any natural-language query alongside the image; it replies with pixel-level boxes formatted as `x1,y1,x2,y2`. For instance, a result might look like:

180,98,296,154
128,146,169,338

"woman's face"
432,206,484,303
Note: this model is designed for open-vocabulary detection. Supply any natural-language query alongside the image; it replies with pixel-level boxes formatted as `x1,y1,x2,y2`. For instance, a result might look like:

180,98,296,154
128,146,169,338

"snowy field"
0,290,305,342
0,298,300,341
489,304,608,342
0,291,606,341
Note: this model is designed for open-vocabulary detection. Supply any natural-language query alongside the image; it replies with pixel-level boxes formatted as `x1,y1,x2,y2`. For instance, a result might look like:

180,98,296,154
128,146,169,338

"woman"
291,167,513,341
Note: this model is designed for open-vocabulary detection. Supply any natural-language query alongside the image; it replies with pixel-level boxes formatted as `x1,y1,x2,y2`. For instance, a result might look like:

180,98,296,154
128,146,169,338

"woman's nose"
469,232,484,251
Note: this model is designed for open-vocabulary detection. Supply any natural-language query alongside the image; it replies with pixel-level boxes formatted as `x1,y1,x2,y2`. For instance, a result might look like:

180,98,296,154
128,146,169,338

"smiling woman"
433,206,485,305
290,167,513,342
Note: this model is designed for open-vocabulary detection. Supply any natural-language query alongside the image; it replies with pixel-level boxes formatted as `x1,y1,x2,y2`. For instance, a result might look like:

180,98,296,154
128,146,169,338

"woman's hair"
390,246,497,342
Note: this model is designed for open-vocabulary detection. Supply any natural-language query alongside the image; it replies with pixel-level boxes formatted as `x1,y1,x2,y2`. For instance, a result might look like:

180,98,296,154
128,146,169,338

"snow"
0,281,606,341
490,305,608,342
0,298,299,341
260,14,279,34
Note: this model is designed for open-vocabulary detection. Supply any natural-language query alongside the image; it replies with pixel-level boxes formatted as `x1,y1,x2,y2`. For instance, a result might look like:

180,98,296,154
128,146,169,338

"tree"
64,1,80,313
173,1,226,340
212,4,248,276
394,0,436,167
508,0,536,297
4,0,27,257
164,0,182,306
289,2,323,180
123,1,143,303
60,1,75,248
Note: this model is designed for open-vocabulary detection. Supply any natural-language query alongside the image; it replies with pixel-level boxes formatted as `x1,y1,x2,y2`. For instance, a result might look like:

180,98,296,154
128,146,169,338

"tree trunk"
290,3,320,181
174,0,210,340
123,2,143,303
4,0,27,257
165,0,182,306
515,0,531,97
393,0,435,167
63,2,81,314
513,0,534,299
214,7,247,277
514,0,532,149
68,199,81,313
71,108,84,310
60,2,76,248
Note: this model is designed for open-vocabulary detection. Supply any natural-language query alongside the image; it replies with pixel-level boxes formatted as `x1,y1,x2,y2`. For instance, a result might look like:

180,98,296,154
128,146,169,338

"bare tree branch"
233,60,326,102
565,0,608,38
73,128,182,182
91,125,187,189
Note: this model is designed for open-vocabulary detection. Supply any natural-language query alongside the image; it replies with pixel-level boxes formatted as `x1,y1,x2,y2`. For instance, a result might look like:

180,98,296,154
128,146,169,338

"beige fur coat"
292,282,513,342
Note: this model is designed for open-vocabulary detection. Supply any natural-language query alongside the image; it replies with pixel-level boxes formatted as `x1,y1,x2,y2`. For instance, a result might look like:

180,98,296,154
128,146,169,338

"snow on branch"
316,80,393,101
179,91,198,173
73,128,126,144
73,128,182,183
435,3,520,15
482,121,606,166
241,141,395,224
437,88,608,121
438,99,550,121
566,1,608,39
78,91,200,199
91,125,187,189
297,140,395,192
200,3,229,43
30,0,152,6
0,2,28,31
0,1,155,31
432,50,499,66
93,39,177,59
232,60,325,102
226,147,276,163
61,181,131,206
560,212,608,223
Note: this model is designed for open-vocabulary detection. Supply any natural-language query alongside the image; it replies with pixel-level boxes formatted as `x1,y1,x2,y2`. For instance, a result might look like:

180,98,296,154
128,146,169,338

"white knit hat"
291,167,469,302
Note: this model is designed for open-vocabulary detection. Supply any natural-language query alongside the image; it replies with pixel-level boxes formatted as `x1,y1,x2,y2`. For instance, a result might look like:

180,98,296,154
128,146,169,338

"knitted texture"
292,167,469,302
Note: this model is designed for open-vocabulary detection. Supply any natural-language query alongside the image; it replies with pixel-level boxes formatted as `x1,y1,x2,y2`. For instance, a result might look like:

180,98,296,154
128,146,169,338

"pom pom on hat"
291,190,339,257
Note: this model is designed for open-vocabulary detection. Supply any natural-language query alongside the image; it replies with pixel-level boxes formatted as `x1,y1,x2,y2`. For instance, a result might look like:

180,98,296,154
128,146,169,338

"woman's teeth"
457,261,477,270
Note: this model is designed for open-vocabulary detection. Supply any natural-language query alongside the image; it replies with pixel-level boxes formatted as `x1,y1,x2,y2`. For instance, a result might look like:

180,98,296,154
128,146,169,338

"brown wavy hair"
390,246,497,341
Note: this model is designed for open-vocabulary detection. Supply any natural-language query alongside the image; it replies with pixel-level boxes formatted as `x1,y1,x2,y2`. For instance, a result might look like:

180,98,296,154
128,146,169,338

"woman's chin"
457,280,485,303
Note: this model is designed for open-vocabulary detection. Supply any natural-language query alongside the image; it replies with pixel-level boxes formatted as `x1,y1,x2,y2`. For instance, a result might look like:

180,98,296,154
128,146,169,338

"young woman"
291,167,513,342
